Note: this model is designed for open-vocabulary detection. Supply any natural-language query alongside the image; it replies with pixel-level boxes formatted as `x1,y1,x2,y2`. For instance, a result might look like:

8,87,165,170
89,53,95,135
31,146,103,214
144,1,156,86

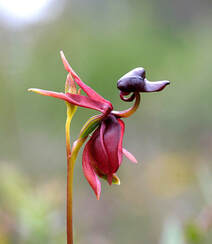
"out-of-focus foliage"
0,164,66,243
184,223,205,244
0,0,212,243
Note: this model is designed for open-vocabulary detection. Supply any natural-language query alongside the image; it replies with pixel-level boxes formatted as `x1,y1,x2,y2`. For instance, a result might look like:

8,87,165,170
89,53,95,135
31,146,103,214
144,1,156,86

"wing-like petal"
122,148,138,163
60,51,113,109
28,88,110,113
82,140,101,200
66,93,111,113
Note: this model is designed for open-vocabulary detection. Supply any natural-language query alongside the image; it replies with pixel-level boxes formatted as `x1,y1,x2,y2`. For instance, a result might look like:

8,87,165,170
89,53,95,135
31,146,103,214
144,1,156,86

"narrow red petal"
60,50,72,73
73,75,112,107
66,93,110,113
82,140,101,200
122,148,138,163
28,88,69,100
29,88,110,113
117,119,125,166
60,51,113,109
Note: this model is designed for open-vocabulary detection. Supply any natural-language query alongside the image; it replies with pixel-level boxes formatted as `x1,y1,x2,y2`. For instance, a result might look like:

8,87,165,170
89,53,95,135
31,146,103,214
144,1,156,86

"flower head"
28,52,170,200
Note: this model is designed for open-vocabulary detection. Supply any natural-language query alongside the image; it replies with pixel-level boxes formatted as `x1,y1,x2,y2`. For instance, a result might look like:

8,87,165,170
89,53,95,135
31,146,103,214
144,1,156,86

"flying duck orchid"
28,51,170,244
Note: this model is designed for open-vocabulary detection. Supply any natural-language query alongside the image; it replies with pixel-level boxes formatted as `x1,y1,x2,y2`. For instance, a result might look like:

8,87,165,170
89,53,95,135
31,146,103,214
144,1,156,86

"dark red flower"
81,67,170,199
82,114,137,200
29,52,170,200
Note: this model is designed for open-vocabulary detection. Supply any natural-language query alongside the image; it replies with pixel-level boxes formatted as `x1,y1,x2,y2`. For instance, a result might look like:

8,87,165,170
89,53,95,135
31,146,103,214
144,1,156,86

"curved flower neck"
112,92,140,118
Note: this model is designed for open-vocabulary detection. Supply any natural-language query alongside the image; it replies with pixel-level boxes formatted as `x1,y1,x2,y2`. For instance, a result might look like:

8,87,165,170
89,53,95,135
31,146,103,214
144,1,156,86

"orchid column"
28,51,170,244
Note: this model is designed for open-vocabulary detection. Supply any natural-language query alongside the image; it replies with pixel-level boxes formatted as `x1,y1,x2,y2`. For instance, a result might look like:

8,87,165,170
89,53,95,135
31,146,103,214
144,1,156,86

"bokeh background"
0,0,212,243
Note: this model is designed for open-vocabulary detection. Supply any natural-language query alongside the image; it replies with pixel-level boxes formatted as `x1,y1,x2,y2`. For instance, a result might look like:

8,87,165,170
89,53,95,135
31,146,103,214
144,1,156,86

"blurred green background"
0,0,212,243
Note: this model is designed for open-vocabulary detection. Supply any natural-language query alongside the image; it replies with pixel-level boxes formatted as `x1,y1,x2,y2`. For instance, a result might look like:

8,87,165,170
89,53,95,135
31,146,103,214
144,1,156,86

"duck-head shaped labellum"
117,67,170,93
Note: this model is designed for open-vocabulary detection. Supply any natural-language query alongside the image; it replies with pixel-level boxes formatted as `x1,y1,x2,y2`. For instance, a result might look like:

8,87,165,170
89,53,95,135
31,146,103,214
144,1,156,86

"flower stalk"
66,136,88,243
66,103,74,244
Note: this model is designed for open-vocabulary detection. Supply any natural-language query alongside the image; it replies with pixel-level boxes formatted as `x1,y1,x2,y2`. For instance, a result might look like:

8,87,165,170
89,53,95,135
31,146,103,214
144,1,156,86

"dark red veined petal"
86,128,119,186
82,138,101,200
60,51,113,109
101,115,122,176
28,88,111,114
86,115,125,186
122,148,138,163
90,125,110,175
99,121,109,164
99,120,113,185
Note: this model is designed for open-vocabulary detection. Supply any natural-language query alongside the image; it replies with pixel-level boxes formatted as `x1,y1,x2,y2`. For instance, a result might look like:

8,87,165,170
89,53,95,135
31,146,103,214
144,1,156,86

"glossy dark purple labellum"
117,67,170,93
117,68,146,93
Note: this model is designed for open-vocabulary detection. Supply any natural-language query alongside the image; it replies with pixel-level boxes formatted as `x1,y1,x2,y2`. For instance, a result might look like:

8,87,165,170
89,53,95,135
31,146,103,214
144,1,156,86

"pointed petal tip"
94,182,101,200
164,80,170,86
94,183,101,200
161,80,170,90
60,50,71,73
28,88,42,94
28,88,36,92
96,192,100,200
144,79,170,92
107,174,113,185
123,148,138,164
60,50,65,63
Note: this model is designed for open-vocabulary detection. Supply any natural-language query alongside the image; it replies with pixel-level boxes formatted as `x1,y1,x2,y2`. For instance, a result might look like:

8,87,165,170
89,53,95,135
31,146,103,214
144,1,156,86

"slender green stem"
66,102,77,244
66,137,87,244
66,105,73,244
66,103,88,244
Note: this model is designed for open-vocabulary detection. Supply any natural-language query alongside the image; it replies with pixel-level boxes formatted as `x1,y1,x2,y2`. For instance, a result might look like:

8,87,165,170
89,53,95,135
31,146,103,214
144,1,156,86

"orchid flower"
28,51,170,244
